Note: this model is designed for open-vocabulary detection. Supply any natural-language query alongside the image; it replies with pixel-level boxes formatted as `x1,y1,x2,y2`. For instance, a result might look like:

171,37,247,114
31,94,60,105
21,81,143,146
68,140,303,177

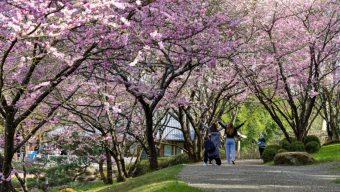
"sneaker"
232,160,235,165
203,163,208,166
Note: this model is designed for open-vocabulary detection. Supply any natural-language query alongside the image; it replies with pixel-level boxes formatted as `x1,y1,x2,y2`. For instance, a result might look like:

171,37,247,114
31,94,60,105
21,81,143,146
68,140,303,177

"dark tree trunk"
105,148,113,184
99,159,107,184
142,105,158,170
1,111,16,192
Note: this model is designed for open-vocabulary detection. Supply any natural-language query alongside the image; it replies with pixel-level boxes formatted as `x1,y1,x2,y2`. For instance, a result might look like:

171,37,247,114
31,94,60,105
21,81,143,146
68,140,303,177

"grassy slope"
312,143,340,162
56,164,202,192
98,165,202,192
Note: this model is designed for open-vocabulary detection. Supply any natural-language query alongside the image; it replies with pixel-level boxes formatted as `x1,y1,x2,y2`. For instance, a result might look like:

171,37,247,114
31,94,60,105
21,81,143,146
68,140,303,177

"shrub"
280,140,291,150
288,141,305,152
262,148,278,163
266,145,281,151
305,141,320,153
304,135,320,145
280,138,297,149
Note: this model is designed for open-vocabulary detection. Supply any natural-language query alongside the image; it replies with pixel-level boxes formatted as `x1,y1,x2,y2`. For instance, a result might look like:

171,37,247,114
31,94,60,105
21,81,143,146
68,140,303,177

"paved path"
179,160,340,192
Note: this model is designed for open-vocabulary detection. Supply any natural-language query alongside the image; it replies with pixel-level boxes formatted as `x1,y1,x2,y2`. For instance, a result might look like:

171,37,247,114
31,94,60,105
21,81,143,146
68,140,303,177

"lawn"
56,164,202,192
336,178,340,184
312,143,340,162
98,165,202,192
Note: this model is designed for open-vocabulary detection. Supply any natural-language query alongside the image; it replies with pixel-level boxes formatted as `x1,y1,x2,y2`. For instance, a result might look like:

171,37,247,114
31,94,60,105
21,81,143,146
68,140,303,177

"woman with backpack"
219,121,246,165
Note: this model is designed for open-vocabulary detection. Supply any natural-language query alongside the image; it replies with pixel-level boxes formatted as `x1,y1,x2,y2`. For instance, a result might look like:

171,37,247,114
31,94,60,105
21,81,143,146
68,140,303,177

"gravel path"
179,160,340,192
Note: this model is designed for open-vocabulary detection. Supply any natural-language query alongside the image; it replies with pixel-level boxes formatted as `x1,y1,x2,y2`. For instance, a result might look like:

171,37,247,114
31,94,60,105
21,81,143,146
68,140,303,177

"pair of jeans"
226,138,235,163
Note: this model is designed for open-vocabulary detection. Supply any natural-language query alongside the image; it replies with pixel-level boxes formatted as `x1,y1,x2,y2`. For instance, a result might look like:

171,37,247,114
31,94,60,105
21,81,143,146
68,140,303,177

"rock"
274,152,314,165
85,167,97,175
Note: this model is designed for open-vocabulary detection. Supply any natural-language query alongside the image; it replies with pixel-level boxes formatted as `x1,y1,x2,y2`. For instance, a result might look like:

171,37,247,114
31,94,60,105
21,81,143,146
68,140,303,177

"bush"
266,145,281,151
280,138,297,150
304,135,320,145
262,148,278,163
288,141,305,152
305,141,320,153
280,140,291,150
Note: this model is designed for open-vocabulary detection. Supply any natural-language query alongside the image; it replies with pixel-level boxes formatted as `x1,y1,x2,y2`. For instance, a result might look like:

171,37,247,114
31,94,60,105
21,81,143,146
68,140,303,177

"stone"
274,152,315,165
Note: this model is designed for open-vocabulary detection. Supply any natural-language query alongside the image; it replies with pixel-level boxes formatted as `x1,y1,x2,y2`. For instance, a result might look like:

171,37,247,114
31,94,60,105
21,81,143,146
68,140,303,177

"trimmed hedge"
304,135,321,145
305,141,320,153
280,138,297,150
262,148,278,163
288,141,305,152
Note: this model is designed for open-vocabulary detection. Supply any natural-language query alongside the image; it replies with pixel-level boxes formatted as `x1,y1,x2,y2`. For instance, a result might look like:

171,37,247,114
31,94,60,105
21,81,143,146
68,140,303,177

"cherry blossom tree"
0,1,133,190
165,61,244,161
100,0,236,169
234,0,339,141
60,81,143,182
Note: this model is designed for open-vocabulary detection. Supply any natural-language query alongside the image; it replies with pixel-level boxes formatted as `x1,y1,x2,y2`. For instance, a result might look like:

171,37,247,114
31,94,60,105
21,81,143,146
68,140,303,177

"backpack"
205,140,216,153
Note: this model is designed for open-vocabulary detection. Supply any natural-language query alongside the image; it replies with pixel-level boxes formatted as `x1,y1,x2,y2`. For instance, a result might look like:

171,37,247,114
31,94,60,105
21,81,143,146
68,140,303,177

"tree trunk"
112,155,126,182
105,148,113,184
98,159,107,184
142,105,158,170
1,112,16,192
128,145,142,177
177,109,195,161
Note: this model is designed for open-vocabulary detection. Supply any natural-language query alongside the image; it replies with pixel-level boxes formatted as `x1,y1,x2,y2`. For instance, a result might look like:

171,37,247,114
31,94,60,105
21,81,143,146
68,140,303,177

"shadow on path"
179,159,340,192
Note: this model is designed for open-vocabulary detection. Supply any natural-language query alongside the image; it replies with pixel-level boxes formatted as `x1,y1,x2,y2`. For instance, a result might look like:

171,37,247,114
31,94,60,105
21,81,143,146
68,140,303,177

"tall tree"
234,0,339,141
101,0,236,169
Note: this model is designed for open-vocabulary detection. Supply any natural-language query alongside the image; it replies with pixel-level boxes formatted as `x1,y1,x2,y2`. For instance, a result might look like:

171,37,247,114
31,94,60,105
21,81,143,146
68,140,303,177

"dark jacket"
218,122,245,138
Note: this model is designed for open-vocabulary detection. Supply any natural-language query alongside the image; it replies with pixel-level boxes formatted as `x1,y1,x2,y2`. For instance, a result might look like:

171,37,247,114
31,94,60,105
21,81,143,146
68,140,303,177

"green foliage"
305,141,321,153
280,139,291,150
134,153,190,177
262,148,278,163
304,135,321,145
266,145,281,151
313,143,340,162
221,100,283,151
24,157,92,189
288,141,305,152
335,178,340,184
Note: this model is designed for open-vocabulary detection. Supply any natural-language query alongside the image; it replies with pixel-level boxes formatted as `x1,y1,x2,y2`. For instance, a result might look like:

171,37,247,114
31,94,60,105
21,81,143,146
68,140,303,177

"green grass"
98,165,202,192
54,164,201,192
312,143,340,162
335,178,340,184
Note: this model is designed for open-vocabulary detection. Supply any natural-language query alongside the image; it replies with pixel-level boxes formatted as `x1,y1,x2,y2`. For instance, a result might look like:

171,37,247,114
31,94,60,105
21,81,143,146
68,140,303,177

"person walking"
219,121,246,165
257,134,266,158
